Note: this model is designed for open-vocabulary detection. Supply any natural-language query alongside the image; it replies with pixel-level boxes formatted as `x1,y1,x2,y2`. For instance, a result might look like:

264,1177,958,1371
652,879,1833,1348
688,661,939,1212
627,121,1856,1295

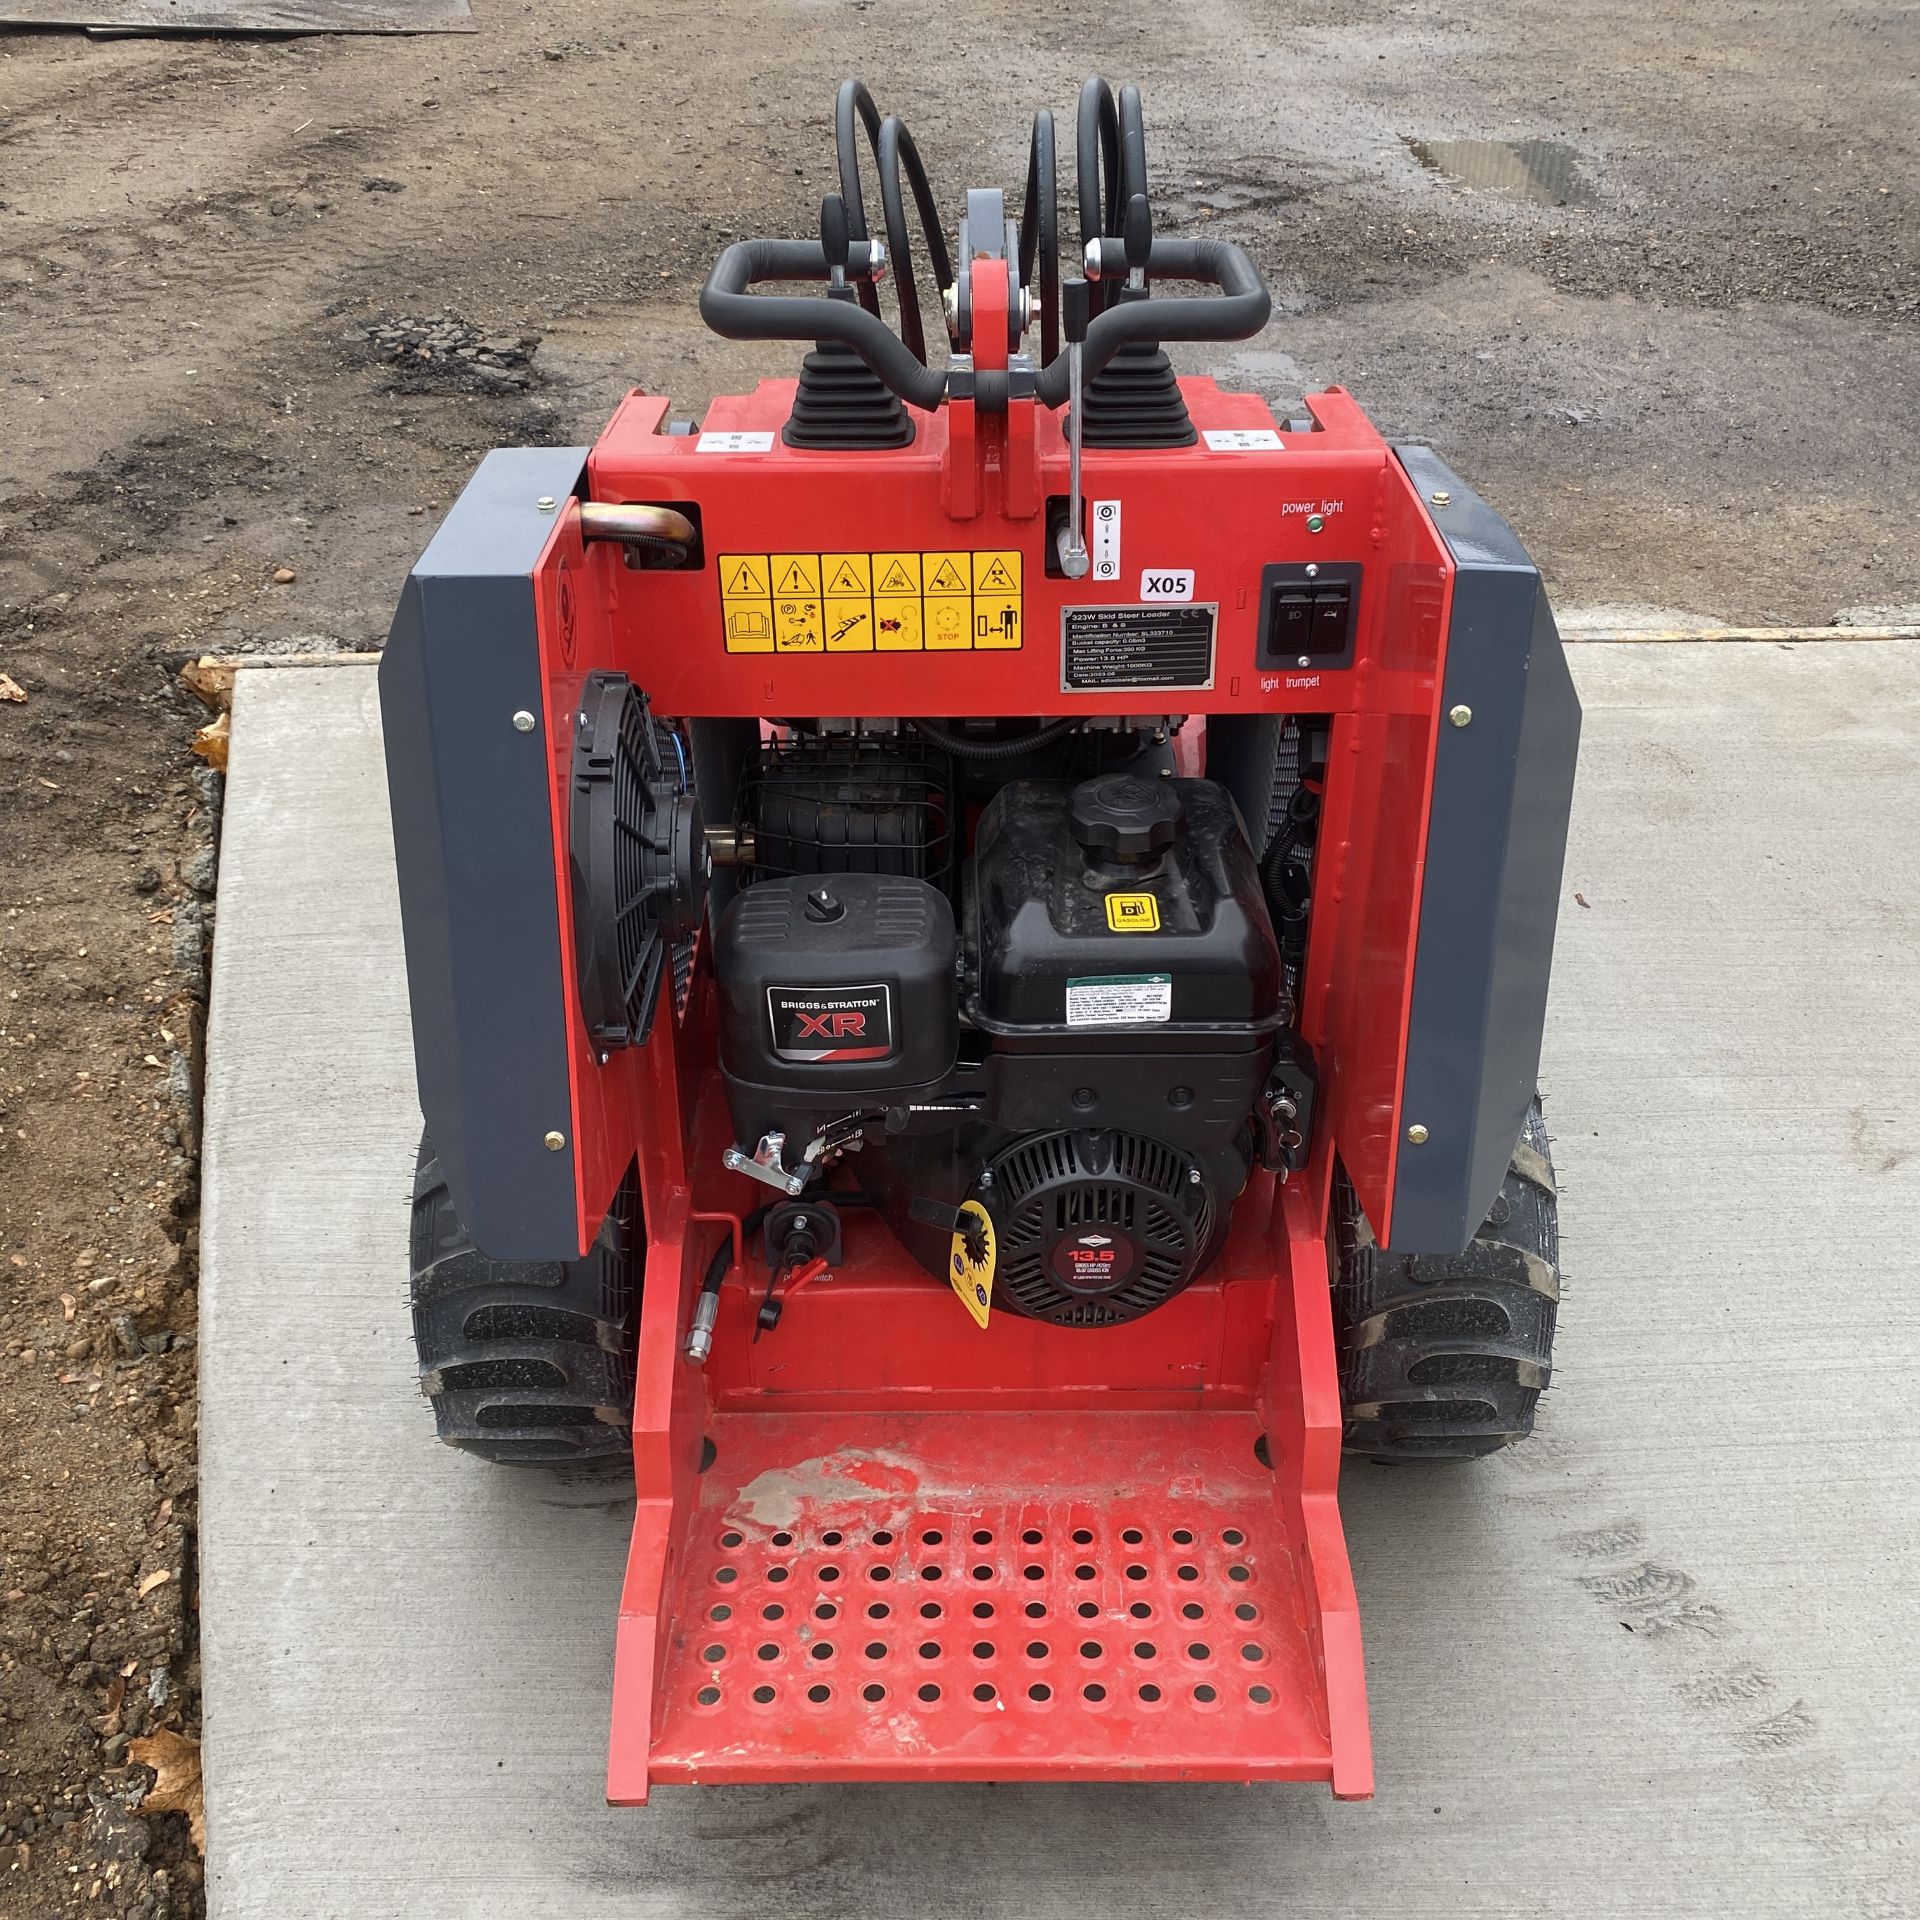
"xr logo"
795,1010,867,1040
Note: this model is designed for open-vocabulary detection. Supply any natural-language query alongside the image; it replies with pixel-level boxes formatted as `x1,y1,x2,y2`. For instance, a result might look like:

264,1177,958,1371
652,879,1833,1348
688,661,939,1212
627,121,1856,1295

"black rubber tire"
1333,1098,1560,1462
409,1133,640,1468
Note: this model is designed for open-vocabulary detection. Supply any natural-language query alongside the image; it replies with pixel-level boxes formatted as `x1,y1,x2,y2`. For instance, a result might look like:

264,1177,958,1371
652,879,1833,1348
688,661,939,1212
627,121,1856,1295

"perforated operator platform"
647,1410,1335,1785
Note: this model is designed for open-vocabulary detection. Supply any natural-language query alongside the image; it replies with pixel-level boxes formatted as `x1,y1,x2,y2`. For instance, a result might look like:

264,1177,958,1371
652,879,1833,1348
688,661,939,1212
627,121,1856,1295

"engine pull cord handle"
1058,277,1093,580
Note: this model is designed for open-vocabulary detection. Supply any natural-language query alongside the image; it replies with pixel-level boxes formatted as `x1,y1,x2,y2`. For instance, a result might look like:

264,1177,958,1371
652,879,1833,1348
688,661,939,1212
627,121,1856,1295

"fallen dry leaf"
137,1568,173,1598
179,655,237,714
0,672,26,703
130,1726,205,1853
190,710,230,771
1574,892,1591,908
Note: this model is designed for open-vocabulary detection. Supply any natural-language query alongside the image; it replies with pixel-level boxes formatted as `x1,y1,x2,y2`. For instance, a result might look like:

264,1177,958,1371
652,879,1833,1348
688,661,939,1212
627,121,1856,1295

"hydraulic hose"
1117,84,1149,220
909,717,1081,760
834,79,886,321
1076,77,1122,256
1018,108,1060,365
877,113,954,365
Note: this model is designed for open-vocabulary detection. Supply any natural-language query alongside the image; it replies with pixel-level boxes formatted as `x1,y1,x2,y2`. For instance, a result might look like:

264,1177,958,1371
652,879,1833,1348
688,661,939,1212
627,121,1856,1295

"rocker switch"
1272,592,1313,653
1309,588,1351,651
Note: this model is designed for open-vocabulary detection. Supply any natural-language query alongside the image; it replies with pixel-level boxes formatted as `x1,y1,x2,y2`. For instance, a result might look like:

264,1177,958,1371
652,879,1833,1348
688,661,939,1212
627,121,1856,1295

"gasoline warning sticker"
1104,892,1160,932
1065,973,1173,1027
949,1199,996,1330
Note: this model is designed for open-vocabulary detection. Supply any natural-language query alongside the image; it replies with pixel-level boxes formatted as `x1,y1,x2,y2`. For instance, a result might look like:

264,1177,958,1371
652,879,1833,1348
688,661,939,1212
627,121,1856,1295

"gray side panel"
1387,446,1581,1253
379,447,591,1260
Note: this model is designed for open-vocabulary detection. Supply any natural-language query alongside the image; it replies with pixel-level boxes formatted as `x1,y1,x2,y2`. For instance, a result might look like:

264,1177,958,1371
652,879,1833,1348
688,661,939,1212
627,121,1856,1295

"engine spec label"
719,550,1023,655
1064,973,1172,1027
1061,604,1216,692
766,983,894,1062
1051,1228,1137,1292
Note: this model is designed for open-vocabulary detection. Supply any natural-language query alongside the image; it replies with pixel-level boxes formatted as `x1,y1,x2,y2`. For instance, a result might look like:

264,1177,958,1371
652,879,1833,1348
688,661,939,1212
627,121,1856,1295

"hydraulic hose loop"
1019,109,1060,365
1117,84,1150,250
877,113,954,365
833,78,885,319
1075,77,1122,309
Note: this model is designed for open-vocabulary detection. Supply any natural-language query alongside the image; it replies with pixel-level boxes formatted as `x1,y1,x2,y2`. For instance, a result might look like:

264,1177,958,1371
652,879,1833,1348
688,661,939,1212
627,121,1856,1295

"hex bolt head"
544,1130,567,1152
1430,489,1452,507
1405,1123,1430,1145
536,496,558,512
512,709,537,733
1448,704,1473,728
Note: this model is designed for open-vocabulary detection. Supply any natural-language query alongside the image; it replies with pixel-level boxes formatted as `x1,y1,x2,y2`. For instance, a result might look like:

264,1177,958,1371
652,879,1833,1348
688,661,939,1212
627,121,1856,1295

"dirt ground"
0,0,1915,1912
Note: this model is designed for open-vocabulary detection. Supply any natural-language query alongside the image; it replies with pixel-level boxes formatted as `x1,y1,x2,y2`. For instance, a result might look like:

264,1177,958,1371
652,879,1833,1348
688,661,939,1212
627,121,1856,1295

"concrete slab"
200,649,1920,1920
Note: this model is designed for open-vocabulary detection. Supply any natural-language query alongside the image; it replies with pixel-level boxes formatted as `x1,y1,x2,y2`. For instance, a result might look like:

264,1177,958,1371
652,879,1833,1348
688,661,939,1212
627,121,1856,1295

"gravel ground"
0,2,1915,1914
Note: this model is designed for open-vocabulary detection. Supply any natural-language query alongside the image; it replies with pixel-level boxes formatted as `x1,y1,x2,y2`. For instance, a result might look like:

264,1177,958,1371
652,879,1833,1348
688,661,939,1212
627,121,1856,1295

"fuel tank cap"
1068,773,1182,862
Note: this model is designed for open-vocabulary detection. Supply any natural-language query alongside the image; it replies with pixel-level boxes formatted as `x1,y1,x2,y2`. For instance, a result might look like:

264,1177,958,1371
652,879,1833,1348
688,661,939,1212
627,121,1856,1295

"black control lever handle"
700,238,947,411
1034,236,1270,406
1122,191,1152,277
821,193,851,279
1062,277,1092,347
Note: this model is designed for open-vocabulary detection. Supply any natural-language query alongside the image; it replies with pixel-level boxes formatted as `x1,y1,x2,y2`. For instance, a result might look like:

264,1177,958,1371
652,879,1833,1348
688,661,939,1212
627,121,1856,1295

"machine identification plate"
1064,973,1173,1027
766,983,894,1062
1061,604,1216,692
949,1199,996,1330
718,550,1023,655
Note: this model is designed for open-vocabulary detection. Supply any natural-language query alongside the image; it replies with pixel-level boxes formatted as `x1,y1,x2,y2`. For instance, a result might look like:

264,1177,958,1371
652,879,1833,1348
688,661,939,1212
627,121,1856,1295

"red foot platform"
648,1409,1337,1785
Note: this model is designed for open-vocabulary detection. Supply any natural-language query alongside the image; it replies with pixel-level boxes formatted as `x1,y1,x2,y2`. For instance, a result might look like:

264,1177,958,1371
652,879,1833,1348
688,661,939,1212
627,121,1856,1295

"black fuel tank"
968,775,1285,1036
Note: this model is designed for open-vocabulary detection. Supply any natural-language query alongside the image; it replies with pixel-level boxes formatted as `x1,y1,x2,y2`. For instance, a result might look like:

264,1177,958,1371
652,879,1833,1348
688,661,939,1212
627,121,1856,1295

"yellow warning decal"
1105,892,1161,932
717,551,1025,655
721,555,771,598
949,1199,995,1330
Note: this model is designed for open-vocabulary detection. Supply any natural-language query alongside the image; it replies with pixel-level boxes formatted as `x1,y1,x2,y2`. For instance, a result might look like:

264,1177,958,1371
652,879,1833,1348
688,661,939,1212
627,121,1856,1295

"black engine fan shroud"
982,1128,1218,1328
569,672,706,1049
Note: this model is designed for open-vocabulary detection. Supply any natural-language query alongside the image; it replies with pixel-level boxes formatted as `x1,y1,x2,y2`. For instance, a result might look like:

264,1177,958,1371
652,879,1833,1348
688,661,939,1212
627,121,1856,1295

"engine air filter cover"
983,1128,1216,1328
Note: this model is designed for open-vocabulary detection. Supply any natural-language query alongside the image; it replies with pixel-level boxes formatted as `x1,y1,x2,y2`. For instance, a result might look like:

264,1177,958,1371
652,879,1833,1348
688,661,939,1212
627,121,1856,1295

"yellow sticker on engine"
949,1199,995,1330
1105,892,1161,932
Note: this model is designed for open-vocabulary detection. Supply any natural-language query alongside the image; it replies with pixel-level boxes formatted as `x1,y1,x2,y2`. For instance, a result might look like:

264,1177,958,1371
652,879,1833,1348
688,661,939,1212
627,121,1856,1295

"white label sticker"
1138,568,1194,602
1065,973,1173,1027
1202,428,1284,451
1091,499,1122,582
696,430,776,453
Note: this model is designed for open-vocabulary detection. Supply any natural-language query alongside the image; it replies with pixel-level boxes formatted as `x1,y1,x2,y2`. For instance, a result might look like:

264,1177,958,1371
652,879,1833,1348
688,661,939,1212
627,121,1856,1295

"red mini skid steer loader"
381,79,1577,1803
